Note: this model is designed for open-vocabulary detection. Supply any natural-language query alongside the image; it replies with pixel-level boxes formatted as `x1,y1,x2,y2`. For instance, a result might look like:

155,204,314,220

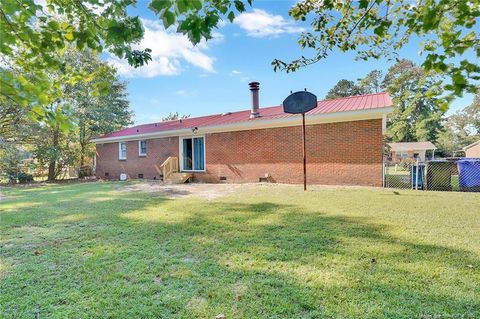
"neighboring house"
92,83,393,186
464,140,480,158
387,141,437,162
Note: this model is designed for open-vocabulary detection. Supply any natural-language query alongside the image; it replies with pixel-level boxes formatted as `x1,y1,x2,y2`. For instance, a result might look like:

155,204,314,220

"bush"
18,172,34,184
0,145,23,183
79,166,93,178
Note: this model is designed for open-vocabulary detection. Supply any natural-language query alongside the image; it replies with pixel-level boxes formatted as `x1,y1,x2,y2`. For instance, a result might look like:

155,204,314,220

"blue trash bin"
457,159,480,192
411,163,425,189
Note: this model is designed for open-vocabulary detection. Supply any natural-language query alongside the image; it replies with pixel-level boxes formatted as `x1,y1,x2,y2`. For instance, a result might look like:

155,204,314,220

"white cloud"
109,19,220,78
234,9,305,38
229,70,242,76
174,89,198,97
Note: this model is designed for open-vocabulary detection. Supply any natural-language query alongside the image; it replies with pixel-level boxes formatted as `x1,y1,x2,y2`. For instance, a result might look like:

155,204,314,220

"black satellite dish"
282,91,317,114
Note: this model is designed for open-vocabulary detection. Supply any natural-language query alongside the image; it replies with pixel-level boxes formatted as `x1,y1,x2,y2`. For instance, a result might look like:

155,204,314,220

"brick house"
464,140,480,158
92,83,393,186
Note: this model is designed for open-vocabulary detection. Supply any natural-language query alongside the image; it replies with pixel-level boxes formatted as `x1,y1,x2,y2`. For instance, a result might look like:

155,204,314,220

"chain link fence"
384,158,480,192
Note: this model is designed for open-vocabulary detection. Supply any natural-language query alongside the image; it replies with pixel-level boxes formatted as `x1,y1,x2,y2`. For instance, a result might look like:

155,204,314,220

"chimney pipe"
249,81,260,119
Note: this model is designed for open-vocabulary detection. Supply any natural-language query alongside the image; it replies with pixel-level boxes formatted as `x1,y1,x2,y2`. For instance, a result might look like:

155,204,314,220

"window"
138,140,147,156
119,142,127,160
181,137,205,171
397,151,408,159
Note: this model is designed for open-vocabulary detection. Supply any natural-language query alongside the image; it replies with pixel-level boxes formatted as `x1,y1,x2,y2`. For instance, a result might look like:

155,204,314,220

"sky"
107,1,474,125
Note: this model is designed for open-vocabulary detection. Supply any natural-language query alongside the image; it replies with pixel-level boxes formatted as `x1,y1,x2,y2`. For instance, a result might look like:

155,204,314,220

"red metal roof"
98,92,392,139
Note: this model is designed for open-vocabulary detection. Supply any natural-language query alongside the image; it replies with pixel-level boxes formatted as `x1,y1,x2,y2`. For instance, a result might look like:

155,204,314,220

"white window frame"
119,142,127,160
138,140,147,156
179,136,206,172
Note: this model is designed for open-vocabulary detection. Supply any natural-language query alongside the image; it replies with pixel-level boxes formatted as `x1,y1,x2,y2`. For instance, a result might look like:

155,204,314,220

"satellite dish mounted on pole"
282,90,318,191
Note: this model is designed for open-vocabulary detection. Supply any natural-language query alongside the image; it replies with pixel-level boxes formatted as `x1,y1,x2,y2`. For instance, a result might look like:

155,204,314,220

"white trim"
138,140,147,156
118,142,127,160
463,140,480,150
179,135,206,172
382,113,387,135
91,107,394,144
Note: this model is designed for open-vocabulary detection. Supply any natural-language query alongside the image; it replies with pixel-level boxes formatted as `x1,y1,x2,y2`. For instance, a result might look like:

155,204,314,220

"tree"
162,112,191,122
29,103,74,181
436,89,480,155
0,96,36,145
0,0,250,120
325,60,446,143
4,1,478,118
274,0,480,105
383,59,444,143
63,50,132,167
27,49,132,181
358,70,383,94
0,144,23,183
325,79,363,99
449,90,480,134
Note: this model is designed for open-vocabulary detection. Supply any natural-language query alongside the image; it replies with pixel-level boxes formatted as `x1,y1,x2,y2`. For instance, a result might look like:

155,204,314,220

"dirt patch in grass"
116,181,244,200
115,181,380,201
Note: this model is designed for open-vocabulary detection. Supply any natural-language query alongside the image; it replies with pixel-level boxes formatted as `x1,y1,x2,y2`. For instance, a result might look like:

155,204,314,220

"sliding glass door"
182,137,205,171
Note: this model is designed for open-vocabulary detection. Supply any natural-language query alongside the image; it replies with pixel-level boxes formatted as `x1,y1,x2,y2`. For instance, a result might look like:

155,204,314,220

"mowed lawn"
1,182,479,319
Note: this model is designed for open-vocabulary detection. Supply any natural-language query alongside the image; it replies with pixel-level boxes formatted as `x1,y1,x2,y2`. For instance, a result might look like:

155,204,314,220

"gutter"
91,106,394,144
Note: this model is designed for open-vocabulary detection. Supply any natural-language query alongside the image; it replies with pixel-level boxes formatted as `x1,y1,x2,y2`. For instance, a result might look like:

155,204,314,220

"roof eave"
463,140,480,150
91,106,393,144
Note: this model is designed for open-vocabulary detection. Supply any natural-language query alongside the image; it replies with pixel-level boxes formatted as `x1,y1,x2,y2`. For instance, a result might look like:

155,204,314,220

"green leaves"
149,0,172,14
276,0,480,104
162,10,176,28
227,11,235,23
1,0,254,120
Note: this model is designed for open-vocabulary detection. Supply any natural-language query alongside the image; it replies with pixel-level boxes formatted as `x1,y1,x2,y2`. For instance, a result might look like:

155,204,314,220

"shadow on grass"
0,182,478,318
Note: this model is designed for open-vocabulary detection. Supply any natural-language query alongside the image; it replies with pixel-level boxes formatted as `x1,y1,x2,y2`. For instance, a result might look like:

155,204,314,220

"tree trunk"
47,161,56,181
79,119,86,167
80,144,85,167
47,123,60,181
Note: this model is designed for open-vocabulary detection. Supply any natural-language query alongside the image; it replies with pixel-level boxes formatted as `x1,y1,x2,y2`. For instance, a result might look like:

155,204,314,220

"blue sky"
111,1,474,124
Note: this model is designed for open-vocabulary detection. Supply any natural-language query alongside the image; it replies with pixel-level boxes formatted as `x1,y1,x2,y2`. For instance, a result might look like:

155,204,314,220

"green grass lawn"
1,182,479,318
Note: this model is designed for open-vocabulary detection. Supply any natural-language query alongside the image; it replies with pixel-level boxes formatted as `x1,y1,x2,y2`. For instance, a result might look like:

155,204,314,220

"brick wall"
95,136,178,180
96,119,384,186
196,119,383,186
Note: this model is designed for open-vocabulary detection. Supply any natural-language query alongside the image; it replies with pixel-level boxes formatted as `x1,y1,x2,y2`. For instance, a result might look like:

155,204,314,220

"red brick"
96,119,383,186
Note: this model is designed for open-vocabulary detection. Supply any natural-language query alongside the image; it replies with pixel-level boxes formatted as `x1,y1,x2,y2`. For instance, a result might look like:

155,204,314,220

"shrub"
79,166,93,178
18,172,34,184
0,145,23,183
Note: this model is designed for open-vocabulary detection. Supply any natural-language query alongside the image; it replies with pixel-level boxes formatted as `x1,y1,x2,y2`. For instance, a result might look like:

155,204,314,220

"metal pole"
415,158,419,190
302,113,307,191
